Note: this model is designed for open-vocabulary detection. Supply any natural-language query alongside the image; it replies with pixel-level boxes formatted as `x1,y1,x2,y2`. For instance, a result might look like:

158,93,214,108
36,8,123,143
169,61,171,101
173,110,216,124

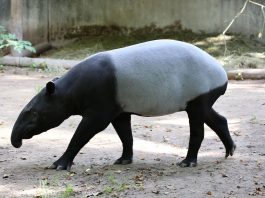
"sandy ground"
0,67,265,198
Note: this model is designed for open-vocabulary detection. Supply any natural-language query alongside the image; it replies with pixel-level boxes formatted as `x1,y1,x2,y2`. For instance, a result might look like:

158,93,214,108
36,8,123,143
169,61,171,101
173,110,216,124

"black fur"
179,82,236,167
43,53,123,170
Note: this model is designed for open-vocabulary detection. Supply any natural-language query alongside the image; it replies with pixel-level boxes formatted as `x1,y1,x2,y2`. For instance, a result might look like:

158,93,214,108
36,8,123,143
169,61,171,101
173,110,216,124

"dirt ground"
0,67,265,198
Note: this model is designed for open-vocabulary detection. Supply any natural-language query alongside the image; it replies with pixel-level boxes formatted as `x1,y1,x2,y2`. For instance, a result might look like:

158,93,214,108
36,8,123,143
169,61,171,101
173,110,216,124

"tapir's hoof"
178,159,197,168
48,160,73,171
225,143,236,158
114,157,132,165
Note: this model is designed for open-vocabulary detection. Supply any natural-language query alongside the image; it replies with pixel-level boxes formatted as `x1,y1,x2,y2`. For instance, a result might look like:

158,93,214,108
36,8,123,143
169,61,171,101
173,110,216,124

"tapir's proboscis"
11,40,236,170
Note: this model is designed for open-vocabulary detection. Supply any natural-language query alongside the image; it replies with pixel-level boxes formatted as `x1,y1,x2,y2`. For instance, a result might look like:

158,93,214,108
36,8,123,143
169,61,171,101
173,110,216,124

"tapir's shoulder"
82,52,115,70
62,52,116,89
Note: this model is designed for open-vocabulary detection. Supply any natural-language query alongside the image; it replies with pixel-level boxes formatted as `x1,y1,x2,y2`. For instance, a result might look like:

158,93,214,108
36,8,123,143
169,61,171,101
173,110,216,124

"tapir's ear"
46,81,55,95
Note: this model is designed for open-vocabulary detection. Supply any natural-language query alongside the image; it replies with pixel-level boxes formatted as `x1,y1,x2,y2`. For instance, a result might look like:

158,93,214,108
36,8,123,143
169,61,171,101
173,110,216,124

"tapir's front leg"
49,114,111,171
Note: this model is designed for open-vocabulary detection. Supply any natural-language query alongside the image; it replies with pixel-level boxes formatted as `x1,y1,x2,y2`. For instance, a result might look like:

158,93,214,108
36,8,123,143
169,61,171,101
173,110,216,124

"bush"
0,25,35,55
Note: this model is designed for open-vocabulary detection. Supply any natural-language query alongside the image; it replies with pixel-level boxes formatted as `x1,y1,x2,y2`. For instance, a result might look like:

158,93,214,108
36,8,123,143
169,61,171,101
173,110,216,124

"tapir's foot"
114,157,132,165
225,143,236,158
178,158,197,168
48,158,73,171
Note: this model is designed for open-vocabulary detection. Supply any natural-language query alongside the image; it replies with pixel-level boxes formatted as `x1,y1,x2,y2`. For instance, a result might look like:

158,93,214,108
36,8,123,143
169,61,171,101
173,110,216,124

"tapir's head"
11,79,70,148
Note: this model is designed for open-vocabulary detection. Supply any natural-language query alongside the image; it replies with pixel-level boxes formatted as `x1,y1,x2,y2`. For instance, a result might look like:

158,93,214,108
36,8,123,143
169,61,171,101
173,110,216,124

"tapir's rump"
108,39,227,116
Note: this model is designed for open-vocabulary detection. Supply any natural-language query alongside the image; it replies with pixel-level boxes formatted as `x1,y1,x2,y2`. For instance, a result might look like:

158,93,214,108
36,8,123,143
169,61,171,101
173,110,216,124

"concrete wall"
21,0,49,44
1,0,265,44
0,0,48,44
48,0,265,39
0,0,11,30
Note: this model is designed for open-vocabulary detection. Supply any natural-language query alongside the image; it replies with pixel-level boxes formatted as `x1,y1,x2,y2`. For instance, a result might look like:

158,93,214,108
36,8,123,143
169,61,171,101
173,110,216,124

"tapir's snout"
11,120,26,148
11,138,22,148
11,131,23,148
11,123,37,148
11,108,37,148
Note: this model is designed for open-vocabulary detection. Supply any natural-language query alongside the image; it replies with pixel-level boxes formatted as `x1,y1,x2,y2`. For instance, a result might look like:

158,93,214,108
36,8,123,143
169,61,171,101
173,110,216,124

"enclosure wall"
1,0,264,44
0,0,10,29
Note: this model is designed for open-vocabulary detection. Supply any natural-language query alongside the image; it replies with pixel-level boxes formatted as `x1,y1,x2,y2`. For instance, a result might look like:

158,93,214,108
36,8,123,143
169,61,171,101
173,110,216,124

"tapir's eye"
32,111,38,117
31,111,38,122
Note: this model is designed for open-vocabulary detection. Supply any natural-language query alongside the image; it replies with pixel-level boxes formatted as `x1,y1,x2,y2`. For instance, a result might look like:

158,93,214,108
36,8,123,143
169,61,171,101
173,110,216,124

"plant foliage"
0,25,36,54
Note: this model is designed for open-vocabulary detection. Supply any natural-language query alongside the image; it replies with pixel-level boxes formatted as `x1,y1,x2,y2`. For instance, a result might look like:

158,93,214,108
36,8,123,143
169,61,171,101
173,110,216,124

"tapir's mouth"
11,129,34,148
11,127,46,148
23,129,46,140
23,130,35,139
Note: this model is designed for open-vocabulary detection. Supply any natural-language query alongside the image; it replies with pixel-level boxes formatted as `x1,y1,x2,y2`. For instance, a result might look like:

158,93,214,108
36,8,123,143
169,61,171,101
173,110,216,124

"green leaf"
25,46,36,53
0,26,36,55
0,44,10,49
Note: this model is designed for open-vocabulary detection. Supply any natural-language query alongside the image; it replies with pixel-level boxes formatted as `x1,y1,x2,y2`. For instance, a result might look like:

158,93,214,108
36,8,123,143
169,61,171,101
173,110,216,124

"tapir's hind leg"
180,83,235,167
179,99,206,167
205,108,236,157
112,113,133,165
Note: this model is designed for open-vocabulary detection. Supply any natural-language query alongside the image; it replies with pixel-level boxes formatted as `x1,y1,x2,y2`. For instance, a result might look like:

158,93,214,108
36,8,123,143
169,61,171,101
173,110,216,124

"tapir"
11,39,236,170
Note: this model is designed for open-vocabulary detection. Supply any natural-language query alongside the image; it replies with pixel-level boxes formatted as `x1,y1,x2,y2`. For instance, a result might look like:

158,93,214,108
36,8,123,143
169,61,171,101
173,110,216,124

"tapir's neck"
55,76,83,116
56,53,120,117
59,84,84,116
55,63,97,116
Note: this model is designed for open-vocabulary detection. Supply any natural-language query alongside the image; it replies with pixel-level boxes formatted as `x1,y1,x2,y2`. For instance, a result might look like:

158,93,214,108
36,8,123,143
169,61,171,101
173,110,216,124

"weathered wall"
21,0,49,44
1,0,265,44
46,0,262,35
48,0,265,40
0,0,48,44
0,0,11,29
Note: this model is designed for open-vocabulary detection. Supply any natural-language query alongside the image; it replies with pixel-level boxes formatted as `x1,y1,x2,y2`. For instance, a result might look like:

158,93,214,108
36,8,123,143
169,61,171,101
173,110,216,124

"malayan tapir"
11,39,236,170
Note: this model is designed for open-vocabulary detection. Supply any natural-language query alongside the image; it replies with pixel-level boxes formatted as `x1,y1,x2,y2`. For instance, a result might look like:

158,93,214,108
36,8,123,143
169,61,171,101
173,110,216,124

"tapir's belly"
108,40,227,116
114,70,193,116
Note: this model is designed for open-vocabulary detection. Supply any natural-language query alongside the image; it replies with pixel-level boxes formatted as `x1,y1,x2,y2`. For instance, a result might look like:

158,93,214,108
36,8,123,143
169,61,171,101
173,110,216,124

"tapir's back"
107,39,227,116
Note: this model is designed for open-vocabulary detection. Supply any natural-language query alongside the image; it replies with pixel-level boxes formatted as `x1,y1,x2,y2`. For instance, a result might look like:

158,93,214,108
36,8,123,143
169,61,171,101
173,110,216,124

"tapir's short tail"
221,81,228,95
